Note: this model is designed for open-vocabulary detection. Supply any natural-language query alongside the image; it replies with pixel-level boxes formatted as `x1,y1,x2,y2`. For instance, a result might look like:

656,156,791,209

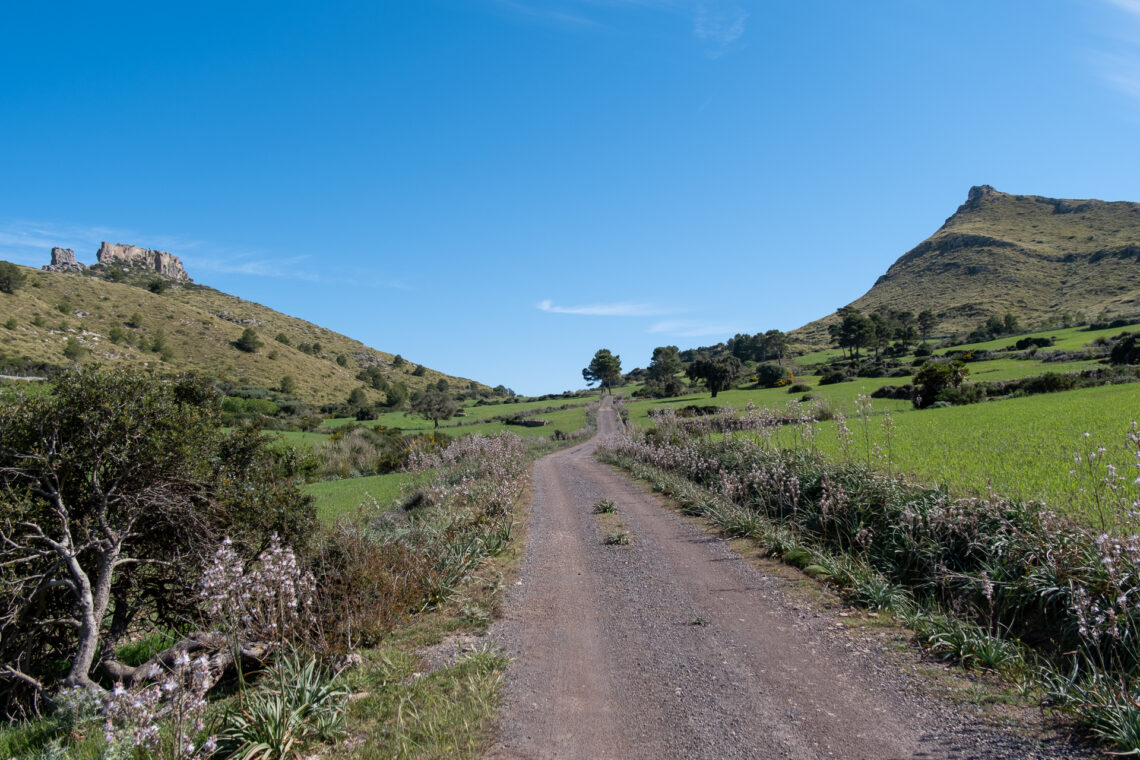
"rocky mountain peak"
42,247,87,273
96,242,191,282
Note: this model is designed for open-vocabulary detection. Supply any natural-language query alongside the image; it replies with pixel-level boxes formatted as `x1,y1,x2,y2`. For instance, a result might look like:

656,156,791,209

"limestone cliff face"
42,247,87,273
96,242,191,281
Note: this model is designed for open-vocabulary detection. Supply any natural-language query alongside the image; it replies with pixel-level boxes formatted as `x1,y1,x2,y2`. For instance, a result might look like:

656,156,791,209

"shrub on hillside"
753,362,785,387
819,370,849,385
0,261,27,294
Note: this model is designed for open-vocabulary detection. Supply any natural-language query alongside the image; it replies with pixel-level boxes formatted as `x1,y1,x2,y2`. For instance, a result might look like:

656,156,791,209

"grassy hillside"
793,185,1140,344
0,264,489,404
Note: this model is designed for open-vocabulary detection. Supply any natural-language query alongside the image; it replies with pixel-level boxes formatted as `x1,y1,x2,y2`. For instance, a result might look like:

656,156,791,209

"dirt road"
486,400,1091,759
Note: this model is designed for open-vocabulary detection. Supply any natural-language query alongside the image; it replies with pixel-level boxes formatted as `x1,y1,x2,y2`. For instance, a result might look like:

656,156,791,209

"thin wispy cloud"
492,0,748,52
0,221,121,265
537,299,671,316
191,253,323,283
693,3,748,55
648,319,733,337
1094,0,1140,103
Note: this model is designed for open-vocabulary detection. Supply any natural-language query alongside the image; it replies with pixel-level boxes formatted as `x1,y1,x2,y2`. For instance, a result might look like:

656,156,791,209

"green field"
321,394,599,432
305,471,416,523
754,382,1140,517
932,323,1134,355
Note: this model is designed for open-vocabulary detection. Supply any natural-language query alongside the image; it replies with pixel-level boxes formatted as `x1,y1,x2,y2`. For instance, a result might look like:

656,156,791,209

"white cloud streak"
537,299,671,316
492,0,748,51
1094,0,1140,103
693,3,748,54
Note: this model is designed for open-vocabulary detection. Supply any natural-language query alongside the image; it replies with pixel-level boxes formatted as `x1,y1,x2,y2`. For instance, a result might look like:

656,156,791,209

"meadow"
624,329,1138,521
305,471,415,523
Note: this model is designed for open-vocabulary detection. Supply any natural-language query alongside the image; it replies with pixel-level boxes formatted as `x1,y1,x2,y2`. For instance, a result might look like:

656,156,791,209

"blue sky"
3,1,1140,395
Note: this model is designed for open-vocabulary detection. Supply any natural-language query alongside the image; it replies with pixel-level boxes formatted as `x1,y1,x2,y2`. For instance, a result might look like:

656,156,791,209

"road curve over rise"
486,398,1093,760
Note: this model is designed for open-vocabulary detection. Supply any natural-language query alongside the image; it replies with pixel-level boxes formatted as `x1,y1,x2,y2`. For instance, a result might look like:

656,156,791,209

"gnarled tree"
0,370,314,718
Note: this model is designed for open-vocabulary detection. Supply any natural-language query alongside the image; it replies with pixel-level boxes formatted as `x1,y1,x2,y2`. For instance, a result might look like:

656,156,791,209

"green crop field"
321,394,599,432
933,323,1135,355
306,471,416,523
759,382,1140,518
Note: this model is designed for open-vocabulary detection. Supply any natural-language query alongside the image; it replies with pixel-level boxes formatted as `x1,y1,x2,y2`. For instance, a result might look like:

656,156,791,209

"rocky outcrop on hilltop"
42,247,87,273
41,243,193,281
97,242,191,281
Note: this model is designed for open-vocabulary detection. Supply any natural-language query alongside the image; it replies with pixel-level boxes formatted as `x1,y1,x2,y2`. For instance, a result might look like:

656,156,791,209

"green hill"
0,261,488,405
793,185,1140,344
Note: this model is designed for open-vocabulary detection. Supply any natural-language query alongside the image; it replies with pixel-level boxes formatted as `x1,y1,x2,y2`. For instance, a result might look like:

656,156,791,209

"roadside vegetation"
598,409,1140,753
0,369,536,759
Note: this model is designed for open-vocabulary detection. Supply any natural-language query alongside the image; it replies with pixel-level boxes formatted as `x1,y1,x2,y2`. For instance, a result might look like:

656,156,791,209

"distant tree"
275,333,291,346
385,382,408,408
763,329,789,362
641,345,683,397
357,366,389,391
582,349,622,394
1110,333,1140,365
435,378,450,392
492,384,512,398
127,312,144,329
146,278,167,294
391,354,405,368
752,362,785,387
0,261,27,294
411,388,458,429
235,327,263,353
336,354,348,367
868,312,890,358
1003,312,1020,335
686,355,742,398
279,375,298,394
917,310,938,344
347,387,369,409
829,308,874,359
411,364,427,377
913,360,968,408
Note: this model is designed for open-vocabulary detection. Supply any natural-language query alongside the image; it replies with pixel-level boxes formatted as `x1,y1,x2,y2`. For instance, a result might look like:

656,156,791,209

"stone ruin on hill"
42,242,191,281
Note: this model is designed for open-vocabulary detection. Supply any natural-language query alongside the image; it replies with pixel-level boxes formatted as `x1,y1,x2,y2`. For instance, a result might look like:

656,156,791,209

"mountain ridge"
792,185,1140,343
0,249,490,404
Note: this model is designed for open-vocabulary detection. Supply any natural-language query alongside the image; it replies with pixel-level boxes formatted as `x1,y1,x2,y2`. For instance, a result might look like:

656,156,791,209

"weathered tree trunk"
64,541,120,692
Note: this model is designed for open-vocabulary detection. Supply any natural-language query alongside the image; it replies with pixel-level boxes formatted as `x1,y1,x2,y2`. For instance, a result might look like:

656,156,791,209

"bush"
235,327,263,353
913,344,932,357
0,370,315,716
787,382,811,393
0,261,27,294
1111,333,1140,365
819,370,849,385
3,317,16,330
753,362,785,387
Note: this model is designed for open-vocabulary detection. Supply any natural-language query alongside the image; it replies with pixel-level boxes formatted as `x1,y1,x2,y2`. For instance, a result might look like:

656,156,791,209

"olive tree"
412,388,458,428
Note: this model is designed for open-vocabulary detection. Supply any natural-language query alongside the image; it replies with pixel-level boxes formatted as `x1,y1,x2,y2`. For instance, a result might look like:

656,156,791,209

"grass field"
321,401,593,439
757,382,1140,518
305,471,416,523
931,323,1134,355
321,394,599,432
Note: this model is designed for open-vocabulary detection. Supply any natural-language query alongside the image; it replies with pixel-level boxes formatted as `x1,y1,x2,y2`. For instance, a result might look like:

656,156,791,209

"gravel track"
486,399,1096,759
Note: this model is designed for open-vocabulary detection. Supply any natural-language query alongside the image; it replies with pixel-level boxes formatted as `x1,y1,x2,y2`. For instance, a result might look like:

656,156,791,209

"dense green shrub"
818,370,848,385
0,261,27,294
753,362,785,387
